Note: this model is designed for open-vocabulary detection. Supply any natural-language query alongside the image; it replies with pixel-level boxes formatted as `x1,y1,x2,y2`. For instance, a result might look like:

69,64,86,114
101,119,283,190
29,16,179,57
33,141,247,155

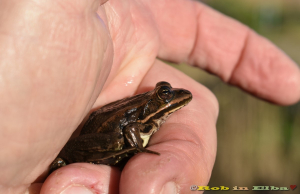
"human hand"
0,0,299,193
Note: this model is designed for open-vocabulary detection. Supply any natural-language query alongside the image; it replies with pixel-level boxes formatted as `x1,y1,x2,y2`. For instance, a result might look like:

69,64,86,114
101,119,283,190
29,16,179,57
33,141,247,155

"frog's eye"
157,86,174,102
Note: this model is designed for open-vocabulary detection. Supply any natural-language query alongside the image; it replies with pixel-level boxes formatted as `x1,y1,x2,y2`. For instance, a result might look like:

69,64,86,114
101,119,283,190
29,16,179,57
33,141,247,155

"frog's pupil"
162,90,169,95
161,89,170,98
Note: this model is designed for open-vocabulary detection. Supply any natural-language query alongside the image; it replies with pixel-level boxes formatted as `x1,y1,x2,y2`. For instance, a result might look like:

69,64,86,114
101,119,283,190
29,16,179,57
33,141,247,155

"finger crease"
227,28,251,83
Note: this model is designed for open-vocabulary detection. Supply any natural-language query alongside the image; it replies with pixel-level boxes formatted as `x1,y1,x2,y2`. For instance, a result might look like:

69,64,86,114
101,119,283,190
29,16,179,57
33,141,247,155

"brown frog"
50,81,192,172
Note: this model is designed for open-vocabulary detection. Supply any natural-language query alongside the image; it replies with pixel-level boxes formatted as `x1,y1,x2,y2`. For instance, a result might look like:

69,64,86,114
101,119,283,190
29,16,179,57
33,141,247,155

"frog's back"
80,91,153,135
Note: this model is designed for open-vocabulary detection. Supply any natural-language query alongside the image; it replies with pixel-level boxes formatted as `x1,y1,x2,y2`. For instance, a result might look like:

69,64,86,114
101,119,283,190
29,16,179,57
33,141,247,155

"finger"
120,60,218,193
41,164,120,194
144,0,300,105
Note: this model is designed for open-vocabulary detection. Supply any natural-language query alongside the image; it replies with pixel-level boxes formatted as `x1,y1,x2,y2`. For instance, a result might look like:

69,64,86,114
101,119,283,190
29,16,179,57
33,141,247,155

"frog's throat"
141,135,151,147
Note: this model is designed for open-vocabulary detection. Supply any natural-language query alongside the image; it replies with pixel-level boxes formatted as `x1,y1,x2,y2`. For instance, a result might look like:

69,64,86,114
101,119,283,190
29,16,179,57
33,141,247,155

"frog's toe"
138,148,160,155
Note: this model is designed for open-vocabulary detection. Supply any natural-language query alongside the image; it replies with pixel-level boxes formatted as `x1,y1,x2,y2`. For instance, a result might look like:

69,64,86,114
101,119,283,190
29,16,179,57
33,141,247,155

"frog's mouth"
154,94,192,120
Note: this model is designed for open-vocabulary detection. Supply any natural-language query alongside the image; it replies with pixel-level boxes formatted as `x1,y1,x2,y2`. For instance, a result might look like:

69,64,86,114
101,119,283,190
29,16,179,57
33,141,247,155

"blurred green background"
169,0,300,193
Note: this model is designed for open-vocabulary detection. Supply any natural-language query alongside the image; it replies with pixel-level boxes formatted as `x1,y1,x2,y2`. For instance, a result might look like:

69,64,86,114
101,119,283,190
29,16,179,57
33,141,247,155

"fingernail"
160,182,178,194
61,185,94,194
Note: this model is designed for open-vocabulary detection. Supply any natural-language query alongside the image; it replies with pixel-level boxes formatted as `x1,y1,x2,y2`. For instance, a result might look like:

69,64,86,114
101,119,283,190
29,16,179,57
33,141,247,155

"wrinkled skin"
0,0,299,193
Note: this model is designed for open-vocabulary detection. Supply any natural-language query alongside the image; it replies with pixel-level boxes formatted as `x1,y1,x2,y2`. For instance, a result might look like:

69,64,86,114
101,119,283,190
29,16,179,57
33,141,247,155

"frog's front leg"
123,123,160,155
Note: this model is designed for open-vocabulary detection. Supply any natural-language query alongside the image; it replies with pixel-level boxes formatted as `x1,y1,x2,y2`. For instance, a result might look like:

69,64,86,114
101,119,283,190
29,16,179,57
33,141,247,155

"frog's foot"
136,147,160,155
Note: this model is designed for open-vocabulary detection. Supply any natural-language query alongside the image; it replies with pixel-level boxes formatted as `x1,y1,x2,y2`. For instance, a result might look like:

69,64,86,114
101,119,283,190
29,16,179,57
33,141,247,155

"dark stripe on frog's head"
139,87,192,135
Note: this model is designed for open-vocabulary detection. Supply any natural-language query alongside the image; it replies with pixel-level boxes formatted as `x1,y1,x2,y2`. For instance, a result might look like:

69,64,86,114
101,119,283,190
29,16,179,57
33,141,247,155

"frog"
50,81,192,173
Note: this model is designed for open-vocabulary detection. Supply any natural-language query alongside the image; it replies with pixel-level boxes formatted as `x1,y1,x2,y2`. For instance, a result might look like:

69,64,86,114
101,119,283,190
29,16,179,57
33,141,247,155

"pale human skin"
0,0,299,193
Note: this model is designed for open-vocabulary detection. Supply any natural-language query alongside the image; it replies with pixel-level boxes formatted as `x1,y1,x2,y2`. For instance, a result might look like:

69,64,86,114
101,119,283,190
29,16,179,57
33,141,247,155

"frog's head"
154,81,192,116
139,81,192,146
